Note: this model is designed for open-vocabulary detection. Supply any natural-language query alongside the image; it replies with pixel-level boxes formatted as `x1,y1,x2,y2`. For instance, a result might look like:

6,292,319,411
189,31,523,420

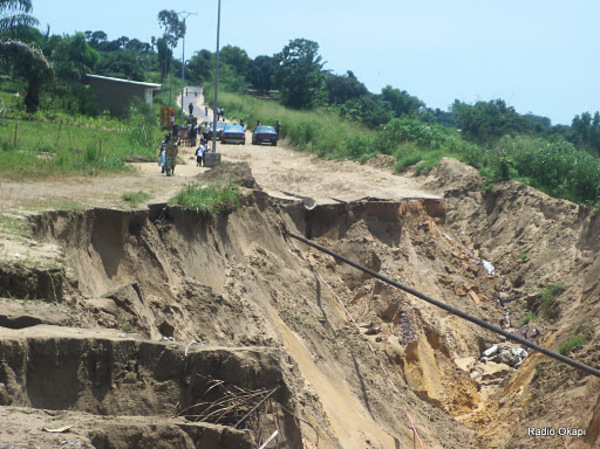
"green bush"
168,183,240,214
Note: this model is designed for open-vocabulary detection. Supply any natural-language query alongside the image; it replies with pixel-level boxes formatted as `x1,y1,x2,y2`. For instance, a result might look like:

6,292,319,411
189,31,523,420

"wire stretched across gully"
283,230,600,379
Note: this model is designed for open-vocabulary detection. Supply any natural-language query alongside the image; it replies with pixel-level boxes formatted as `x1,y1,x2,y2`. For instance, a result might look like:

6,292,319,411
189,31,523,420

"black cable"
285,231,600,379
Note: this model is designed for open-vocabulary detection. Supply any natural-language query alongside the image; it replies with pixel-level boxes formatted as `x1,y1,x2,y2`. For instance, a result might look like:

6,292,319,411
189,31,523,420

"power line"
283,230,600,379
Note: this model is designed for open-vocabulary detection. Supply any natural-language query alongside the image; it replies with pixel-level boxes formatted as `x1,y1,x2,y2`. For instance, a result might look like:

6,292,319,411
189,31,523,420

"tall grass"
497,135,600,205
205,89,377,160
209,89,600,206
0,117,155,178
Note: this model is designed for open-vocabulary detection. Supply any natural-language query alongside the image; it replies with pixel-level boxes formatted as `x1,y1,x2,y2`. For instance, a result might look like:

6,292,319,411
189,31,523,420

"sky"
32,0,600,125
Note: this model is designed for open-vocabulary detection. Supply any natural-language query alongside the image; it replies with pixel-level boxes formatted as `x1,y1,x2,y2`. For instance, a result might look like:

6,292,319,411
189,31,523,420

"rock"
513,324,545,341
455,357,477,373
494,349,512,365
365,325,381,335
478,361,512,385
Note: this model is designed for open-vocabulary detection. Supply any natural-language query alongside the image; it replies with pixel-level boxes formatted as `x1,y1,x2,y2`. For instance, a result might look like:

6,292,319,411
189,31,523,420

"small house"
86,74,161,117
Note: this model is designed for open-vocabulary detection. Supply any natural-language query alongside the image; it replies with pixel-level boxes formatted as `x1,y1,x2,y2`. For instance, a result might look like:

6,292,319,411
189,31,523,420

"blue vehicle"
221,124,246,145
252,125,278,146
206,121,227,140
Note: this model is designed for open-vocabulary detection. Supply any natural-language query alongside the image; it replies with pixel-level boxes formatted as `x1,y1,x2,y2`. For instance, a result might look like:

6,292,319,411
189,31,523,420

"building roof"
86,74,161,90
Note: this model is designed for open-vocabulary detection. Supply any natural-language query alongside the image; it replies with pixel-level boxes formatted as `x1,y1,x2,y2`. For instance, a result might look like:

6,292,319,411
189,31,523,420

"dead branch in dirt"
177,376,274,427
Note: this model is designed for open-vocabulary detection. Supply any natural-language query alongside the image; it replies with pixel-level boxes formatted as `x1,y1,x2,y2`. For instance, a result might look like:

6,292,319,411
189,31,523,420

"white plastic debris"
512,347,528,359
482,345,498,358
482,260,496,275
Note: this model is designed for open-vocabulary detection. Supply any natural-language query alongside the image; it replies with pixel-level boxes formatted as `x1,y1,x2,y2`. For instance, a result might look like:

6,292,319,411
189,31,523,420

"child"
158,134,168,173
195,139,207,167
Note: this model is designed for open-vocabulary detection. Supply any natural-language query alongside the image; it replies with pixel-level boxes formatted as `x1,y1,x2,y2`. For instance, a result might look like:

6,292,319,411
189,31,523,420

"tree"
246,55,277,94
220,44,250,77
0,0,52,113
571,111,600,156
381,85,424,117
0,0,37,38
0,40,52,112
187,49,213,84
451,99,525,144
339,93,394,128
85,30,107,49
157,9,185,81
324,70,368,104
276,38,325,109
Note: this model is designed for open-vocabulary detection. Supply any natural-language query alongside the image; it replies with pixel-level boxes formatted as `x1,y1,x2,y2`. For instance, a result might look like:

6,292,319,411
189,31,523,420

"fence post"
13,120,18,147
56,122,62,148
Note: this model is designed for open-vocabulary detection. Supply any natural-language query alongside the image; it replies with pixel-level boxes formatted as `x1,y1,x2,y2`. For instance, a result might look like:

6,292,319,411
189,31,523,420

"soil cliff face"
1,159,599,448
417,158,600,448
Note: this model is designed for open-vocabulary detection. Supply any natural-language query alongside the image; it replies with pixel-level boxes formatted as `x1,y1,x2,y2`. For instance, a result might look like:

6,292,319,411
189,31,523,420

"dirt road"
0,88,437,213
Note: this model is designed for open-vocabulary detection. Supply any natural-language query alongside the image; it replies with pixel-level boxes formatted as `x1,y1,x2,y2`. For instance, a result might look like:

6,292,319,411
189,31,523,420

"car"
221,124,246,145
252,125,278,146
206,121,227,140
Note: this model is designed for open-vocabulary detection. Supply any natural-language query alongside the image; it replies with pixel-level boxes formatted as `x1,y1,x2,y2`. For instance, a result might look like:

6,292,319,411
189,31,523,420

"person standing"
189,124,198,147
205,105,208,116
158,134,168,173
164,136,178,176
188,102,194,116
195,138,207,167
275,120,281,136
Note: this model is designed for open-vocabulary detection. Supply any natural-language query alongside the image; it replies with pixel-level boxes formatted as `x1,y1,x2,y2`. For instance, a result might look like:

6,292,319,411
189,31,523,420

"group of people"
157,132,212,175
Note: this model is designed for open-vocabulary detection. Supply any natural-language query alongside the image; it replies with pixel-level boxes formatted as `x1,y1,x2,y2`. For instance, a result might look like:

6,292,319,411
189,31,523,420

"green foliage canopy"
276,38,325,109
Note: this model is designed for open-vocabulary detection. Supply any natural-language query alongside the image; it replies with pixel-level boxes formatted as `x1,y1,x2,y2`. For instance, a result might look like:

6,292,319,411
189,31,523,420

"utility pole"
203,0,222,167
177,11,197,128
211,0,221,154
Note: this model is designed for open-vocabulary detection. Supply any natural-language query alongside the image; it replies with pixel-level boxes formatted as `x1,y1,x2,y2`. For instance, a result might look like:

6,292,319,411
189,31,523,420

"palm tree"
0,40,52,112
0,0,38,37
0,0,52,113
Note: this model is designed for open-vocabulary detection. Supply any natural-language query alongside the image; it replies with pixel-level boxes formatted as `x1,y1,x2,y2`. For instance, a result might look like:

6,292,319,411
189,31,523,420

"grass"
0,97,162,180
518,251,528,263
121,191,152,207
519,312,538,326
0,213,33,239
168,183,240,215
559,335,587,355
529,283,567,320
0,118,145,179
21,197,85,211
539,283,567,308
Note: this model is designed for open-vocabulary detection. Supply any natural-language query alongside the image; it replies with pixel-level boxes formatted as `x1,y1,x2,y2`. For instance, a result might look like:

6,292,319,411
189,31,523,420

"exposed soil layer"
0,158,599,448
